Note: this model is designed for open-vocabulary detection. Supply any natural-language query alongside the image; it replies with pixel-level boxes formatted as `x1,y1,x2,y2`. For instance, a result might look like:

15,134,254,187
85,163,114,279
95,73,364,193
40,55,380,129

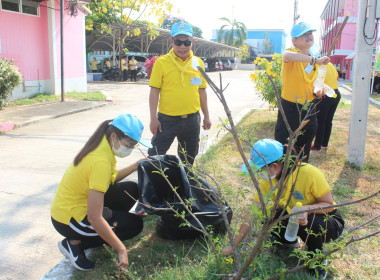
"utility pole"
347,0,377,168
293,0,300,25
60,0,64,101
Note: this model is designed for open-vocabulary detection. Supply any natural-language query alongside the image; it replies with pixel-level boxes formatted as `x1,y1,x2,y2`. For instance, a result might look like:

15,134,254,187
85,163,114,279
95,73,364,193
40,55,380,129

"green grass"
371,94,380,102
71,107,379,280
6,91,105,107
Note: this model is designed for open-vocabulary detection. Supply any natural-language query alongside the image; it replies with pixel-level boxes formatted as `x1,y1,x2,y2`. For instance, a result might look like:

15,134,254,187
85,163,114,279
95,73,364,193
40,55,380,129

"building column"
47,0,59,94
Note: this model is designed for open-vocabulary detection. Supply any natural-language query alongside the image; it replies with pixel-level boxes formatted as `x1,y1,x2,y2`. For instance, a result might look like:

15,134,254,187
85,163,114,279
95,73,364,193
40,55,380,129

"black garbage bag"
137,155,233,239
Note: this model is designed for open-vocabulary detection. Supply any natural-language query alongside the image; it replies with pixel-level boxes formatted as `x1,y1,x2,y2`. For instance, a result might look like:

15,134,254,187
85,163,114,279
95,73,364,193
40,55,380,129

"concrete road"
0,70,266,280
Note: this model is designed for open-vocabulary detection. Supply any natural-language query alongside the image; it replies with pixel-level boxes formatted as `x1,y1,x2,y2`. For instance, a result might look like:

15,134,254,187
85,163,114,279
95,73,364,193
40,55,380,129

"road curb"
0,102,111,133
340,84,380,106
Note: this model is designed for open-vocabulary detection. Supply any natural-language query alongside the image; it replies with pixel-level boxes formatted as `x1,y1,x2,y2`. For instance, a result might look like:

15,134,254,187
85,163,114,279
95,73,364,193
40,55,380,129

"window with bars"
1,0,39,16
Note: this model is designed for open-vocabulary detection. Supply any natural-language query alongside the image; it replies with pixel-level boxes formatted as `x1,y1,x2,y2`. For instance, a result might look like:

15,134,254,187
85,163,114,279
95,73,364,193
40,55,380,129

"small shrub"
0,58,23,109
250,53,282,108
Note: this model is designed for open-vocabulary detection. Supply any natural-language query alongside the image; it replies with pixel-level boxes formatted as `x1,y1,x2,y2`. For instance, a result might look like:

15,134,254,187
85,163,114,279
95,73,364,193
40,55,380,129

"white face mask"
112,138,133,158
257,171,277,181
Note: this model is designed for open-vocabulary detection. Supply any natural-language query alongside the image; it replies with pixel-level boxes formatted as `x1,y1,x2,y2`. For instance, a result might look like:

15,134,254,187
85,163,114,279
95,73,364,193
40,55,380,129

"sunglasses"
173,39,192,47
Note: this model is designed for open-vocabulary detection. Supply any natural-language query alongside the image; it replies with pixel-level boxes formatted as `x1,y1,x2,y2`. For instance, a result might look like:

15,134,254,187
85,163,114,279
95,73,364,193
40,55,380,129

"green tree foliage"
161,15,203,38
217,17,247,47
85,0,173,72
0,58,22,109
250,54,282,108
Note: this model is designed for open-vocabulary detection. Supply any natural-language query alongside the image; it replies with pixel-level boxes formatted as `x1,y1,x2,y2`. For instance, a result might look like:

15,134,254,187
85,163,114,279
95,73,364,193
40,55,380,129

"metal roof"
86,22,241,58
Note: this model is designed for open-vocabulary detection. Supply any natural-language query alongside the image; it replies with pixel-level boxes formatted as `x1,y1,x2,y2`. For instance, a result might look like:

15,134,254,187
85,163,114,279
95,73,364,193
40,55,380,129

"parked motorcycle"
102,66,120,81
136,66,148,81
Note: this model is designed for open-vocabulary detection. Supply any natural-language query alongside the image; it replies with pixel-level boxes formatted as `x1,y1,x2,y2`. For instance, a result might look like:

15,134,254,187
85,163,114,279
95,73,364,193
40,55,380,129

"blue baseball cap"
241,139,284,173
110,114,152,148
171,22,193,38
291,22,316,38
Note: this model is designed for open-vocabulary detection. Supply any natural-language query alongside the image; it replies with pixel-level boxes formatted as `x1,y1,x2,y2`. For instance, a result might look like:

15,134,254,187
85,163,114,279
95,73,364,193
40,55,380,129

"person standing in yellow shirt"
312,63,341,151
148,22,211,165
51,114,152,271
90,57,99,73
342,66,347,80
275,22,330,160
129,56,138,82
121,55,129,81
105,58,111,68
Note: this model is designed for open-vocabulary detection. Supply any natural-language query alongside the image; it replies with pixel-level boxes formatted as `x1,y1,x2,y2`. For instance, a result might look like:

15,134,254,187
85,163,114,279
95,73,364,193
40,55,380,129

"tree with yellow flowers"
86,0,173,78
250,53,282,108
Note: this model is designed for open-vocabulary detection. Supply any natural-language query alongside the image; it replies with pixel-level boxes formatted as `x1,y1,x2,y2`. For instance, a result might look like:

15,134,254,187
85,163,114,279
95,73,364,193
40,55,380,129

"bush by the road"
0,58,22,109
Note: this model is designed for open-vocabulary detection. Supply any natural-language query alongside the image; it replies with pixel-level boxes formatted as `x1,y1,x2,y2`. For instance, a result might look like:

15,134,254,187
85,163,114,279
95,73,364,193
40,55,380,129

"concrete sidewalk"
0,100,111,133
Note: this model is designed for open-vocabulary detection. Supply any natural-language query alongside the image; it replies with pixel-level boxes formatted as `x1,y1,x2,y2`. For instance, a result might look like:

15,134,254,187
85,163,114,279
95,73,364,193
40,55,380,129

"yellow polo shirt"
51,136,118,225
325,63,338,90
121,59,128,71
129,59,138,70
90,60,98,70
105,60,111,68
149,49,207,116
281,48,318,104
254,164,331,209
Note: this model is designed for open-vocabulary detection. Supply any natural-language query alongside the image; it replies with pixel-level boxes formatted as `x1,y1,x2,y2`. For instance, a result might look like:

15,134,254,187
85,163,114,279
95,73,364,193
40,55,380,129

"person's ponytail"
74,120,112,166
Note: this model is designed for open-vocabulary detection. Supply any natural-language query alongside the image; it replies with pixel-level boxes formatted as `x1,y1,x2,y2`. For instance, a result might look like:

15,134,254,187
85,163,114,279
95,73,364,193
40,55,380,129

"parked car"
132,55,147,71
221,59,232,71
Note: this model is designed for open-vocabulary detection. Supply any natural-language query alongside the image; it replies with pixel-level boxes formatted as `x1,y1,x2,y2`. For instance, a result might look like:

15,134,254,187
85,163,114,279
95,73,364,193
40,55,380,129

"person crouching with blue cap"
223,139,344,279
51,114,152,271
274,22,331,161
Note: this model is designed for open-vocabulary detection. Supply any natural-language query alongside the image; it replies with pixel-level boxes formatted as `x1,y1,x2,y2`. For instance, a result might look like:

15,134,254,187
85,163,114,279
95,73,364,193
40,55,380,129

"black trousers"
130,69,137,81
275,98,318,160
51,181,143,249
148,112,201,165
313,89,341,149
272,208,344,252
123,69,128,81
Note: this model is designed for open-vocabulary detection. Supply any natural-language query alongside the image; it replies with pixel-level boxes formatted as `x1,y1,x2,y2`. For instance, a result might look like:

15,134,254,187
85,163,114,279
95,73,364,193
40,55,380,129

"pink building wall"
0,1,87,96
54,2,86,79
0,7,50,81
339,23,356,49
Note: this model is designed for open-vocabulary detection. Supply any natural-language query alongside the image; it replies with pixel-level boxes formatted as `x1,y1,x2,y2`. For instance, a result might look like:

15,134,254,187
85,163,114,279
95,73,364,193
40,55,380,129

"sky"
159,0,329,48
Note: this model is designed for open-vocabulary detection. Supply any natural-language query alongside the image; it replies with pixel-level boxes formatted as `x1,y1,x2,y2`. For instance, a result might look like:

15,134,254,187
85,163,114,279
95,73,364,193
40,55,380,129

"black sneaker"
308,259,328,279
58,238,95,271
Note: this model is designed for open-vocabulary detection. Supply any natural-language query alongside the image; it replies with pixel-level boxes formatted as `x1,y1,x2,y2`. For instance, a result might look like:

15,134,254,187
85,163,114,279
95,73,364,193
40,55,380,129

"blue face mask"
112,138,133,158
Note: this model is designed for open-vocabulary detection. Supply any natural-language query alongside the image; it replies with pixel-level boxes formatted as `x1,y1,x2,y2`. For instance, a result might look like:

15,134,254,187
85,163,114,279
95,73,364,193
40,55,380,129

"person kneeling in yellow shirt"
51,114,152,271
223,139,344,279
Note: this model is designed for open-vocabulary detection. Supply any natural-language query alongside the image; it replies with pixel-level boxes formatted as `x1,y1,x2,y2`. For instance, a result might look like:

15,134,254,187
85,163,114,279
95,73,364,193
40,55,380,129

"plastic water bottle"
313,64,326,95
284,202,303,242
199,130,209,154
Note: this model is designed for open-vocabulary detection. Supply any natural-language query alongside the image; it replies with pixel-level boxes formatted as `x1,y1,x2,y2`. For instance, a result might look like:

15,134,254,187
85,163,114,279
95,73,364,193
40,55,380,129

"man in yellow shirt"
121,55,128,81
90,57,99,73
105,58,111,68
129,56,138,82
223,139,344,279
312,63,341,151
148,22,211,165
275,22,330,161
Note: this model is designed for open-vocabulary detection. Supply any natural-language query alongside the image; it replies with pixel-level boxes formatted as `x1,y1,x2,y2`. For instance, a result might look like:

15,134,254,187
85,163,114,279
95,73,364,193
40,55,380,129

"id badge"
305,63,313,74
191,77,202,85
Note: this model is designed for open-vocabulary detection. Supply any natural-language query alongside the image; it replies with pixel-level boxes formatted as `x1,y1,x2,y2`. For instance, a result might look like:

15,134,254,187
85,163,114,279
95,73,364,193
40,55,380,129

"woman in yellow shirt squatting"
51,114,152,271
275,22,330,161
222,139,344,279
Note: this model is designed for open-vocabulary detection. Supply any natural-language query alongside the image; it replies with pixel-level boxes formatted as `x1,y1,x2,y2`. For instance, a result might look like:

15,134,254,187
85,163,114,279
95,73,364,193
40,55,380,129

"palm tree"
217,17,248,47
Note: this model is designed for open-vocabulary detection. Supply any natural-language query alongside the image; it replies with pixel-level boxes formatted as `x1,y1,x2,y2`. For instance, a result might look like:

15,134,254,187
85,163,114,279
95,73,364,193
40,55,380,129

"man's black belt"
158,112,198,119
